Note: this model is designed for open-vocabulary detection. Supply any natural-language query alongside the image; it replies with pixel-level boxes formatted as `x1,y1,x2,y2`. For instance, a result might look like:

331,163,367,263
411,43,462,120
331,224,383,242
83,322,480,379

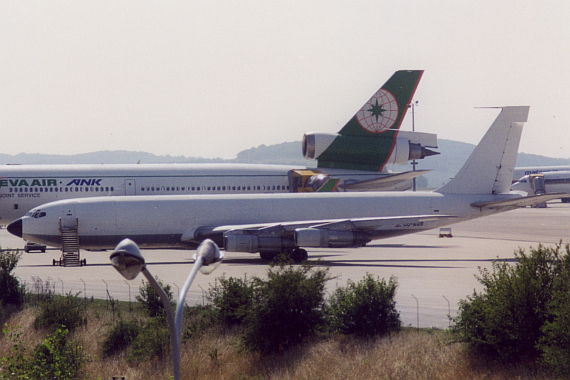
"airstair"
55,218,86,267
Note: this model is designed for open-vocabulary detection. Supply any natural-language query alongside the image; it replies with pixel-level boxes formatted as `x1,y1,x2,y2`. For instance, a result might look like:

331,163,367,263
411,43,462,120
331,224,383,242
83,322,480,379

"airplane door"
125,179,136,196
60,204,76,229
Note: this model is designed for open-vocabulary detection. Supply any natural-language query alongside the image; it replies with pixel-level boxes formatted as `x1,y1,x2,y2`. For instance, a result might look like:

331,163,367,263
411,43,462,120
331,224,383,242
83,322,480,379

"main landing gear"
259,248,308,263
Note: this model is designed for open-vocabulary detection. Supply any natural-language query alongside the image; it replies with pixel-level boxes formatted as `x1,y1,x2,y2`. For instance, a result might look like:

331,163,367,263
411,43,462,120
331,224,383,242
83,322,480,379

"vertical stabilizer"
437,106,529,195
311,70,424,171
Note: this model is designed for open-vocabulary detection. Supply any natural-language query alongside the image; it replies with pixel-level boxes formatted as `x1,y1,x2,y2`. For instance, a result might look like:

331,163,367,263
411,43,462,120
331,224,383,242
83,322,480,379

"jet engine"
302,131,439,167
294,228,370,248
223,231,294,253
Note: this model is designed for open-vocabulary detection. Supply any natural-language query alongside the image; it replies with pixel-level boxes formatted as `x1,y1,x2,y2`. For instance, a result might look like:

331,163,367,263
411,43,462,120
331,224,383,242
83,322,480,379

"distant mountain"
1,140,568,189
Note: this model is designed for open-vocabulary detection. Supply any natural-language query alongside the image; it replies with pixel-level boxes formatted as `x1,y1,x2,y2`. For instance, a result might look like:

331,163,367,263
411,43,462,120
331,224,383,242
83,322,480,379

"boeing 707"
9,106,563,263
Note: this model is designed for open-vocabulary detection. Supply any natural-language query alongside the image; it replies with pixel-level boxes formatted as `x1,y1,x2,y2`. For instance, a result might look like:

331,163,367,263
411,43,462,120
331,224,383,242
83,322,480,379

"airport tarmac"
2,202,569,329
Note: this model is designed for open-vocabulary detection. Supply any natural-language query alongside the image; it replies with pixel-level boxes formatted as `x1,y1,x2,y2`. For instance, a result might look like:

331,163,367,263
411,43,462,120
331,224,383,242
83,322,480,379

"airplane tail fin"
303,70,431,171
338,70,424,136
436,106,530,195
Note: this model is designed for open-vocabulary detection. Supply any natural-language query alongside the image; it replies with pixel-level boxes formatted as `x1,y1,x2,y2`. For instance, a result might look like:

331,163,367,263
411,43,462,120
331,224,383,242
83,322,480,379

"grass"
0,300,558,380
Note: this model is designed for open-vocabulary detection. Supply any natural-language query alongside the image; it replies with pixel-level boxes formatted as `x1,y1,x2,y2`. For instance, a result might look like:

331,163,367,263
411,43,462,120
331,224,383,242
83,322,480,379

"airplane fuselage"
16,190,518,250
511,170,570,201
0,163,403,225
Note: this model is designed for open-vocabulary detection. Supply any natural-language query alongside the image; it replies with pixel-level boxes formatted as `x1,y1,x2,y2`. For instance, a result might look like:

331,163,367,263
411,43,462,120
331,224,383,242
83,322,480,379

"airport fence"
16,274,457,329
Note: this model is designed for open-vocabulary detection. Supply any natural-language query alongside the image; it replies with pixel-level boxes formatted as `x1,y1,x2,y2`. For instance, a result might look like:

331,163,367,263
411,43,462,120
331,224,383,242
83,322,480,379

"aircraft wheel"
260,251,278,261
290,248,308,263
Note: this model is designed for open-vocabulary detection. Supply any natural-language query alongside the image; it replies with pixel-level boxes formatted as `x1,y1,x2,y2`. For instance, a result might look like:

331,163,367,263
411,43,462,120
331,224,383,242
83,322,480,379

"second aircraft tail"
303,70,438,172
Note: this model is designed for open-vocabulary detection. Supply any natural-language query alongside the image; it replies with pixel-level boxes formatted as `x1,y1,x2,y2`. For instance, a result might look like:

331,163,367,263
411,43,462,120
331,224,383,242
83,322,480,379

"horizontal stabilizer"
340,170,430,191
471,193,568,210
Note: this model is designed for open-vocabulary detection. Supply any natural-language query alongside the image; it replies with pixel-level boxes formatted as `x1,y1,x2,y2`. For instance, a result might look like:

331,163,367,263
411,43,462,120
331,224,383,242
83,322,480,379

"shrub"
326,274,401,337
28,328,84,380
183,304,217,339
538,244,570,376
34,292,87,331
207,275,255,326
136,277,174,318
1,326,84,380
101,319,142,357
452,244,568,364
0,249,24,307
240,264,330,353
129,318,170,361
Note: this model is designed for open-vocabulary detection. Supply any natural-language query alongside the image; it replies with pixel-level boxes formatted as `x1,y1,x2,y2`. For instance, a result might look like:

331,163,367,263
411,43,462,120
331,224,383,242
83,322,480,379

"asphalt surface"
2,202,569,328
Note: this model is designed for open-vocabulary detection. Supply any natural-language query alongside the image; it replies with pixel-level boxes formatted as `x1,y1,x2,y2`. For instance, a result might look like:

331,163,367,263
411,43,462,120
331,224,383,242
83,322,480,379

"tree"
207,275,255,326
0,248,24,307
452,244,569,364
241,264,330,353
326,274,401,337
136,277,174,318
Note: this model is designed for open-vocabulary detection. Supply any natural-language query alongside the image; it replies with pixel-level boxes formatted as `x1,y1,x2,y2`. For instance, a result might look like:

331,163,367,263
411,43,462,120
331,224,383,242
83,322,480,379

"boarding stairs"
56,218,86,267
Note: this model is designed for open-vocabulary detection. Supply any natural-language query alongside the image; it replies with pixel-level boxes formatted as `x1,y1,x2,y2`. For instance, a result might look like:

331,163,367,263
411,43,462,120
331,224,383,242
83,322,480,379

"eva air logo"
356,89,398,133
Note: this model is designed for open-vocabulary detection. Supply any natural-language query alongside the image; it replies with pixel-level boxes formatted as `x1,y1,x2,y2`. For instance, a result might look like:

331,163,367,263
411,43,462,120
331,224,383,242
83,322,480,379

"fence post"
412,294,419,332
125,280,132,311
443,296,451,328
102,279,109,309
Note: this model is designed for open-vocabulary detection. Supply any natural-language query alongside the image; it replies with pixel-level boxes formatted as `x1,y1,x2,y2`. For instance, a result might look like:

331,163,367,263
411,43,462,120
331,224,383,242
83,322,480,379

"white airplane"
8,106,564,262
512,170,570,203
0,70,437,226
512,166,570,182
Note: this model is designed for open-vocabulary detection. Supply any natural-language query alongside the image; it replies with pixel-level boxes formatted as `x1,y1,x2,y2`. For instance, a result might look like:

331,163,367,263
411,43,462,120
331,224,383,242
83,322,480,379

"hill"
1,140,568,189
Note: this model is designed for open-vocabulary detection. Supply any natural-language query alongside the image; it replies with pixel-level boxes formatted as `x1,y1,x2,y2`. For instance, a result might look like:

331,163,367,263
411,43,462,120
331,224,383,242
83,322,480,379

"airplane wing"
339,170,430,191
182,214,456,248
471,193,569,210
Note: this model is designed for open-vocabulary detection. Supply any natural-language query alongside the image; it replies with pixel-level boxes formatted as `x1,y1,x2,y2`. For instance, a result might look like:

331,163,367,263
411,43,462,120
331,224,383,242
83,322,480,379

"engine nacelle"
302,132,338,160
294,228,369,248
223,232,294,253
302,132,438,168
532,175,546,195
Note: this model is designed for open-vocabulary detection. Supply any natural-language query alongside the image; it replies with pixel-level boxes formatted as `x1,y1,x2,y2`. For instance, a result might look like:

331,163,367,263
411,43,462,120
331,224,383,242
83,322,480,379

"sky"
1,1,569,160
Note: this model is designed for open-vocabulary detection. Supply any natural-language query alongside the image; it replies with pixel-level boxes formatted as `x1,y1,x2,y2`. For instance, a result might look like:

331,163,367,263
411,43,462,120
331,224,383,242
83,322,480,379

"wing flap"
471,193,569,210
340,170,430,191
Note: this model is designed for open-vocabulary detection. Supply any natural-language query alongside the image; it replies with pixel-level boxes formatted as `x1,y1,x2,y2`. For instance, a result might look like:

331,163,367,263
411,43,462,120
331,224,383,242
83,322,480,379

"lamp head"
193,239,224,274
109,238,145,280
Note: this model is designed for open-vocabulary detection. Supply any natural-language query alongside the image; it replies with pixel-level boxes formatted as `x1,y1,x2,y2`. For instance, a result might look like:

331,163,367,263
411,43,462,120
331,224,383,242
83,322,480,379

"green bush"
207,275,255,326
34,292,87,331
452,244,569,364
1,326,84,380
136,277,174,318
28,328,84,380
101,319,142,357
326,274,401,337
538,244,570,376
0,249,24,307
240,264,330,353
182,304,217,339
129,318,170,361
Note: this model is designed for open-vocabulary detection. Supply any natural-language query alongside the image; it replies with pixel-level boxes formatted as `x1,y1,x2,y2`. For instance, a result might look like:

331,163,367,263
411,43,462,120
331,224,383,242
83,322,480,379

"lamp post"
411,100,419,191
110,238,223,380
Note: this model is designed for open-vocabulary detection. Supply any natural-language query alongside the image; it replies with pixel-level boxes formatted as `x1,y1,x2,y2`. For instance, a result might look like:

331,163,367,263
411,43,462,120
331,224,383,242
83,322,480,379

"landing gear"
260,251,279,261
290,248,308,263
258,248,309,263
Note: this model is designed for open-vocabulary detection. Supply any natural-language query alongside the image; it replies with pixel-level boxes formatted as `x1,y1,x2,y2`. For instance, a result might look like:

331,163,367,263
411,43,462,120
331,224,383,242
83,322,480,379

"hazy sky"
1,1,568,160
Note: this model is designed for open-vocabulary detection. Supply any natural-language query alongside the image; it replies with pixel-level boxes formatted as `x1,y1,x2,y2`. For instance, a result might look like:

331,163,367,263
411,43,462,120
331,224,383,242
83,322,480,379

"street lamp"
110,238,223,380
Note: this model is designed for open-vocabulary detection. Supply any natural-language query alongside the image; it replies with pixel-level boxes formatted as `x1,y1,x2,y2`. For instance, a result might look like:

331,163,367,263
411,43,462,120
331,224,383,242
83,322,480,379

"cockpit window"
29,210,47,218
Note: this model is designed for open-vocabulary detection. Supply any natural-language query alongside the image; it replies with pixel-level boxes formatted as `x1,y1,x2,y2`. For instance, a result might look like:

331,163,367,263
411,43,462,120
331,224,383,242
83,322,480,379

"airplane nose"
7,218,23,238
